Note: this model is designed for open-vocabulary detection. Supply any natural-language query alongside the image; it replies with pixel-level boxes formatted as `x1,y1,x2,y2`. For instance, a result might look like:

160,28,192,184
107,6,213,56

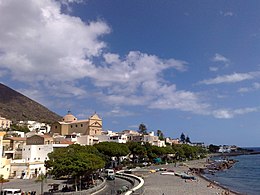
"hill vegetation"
0,83,61,123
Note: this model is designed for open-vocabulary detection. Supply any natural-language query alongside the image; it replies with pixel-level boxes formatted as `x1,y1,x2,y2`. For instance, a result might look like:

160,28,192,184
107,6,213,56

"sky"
0,0,260,146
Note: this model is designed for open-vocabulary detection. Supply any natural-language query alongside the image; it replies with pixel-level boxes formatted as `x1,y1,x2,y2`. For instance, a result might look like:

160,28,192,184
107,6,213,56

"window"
39,148,41,150
28,158,30,160
55,126,57,129
81,124,83,127
34,158,36,160
76,124,78,127
38,157,40,160
71,125,73,128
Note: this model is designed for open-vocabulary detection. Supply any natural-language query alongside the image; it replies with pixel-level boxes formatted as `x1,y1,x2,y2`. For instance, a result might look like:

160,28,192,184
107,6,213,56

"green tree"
180,133,186,143
185,136,191,143
10,124,30,133
156,130,164,140
138,123,147,134
127,142,147,163
208,144,220,153
35,173,46,195
94,142,130,166
45,144,105,191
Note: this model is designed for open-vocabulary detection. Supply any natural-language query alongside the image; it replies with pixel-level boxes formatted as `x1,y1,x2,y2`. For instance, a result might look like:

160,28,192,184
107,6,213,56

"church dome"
62,111,77,122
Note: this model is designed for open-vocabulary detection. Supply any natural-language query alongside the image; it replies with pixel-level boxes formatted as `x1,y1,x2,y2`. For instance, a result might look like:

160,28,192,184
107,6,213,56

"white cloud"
213,107,258,119
0,0,110,86
199,72,258,85
1,0,257,121
212,53,229,63
209,66,219,72
90,52,209,115
220,11,234,17
238,82,260,93
104,107,136,117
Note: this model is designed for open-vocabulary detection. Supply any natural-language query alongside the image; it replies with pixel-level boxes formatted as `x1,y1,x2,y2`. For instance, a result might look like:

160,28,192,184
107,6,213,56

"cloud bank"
0,0,257,119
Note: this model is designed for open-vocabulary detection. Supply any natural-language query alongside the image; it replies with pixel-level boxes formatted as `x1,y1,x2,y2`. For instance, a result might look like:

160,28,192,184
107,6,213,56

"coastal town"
0,112,242,195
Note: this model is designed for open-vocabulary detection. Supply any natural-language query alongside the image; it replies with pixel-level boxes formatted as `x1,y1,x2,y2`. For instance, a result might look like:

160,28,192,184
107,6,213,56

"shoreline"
141,157,243,195
185,157,244,195
197,173,244,195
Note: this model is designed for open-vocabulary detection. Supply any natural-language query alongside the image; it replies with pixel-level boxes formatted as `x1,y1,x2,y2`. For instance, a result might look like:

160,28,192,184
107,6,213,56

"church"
50,111,102,136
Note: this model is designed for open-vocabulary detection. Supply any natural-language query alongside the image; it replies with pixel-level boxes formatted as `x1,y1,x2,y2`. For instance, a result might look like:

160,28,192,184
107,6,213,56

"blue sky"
1,0,260,146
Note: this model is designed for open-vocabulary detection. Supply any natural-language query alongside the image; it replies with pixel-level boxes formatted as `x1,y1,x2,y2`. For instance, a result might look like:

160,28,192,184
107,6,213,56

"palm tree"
138,123,147,134
35,173,46,195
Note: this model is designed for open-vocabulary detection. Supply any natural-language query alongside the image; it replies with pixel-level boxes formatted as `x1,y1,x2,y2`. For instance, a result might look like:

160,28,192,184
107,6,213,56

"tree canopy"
156,130,164,140
180,133,186,143
45,144,105,179
185,136,191,143
138,123,147,134
94,142,130,158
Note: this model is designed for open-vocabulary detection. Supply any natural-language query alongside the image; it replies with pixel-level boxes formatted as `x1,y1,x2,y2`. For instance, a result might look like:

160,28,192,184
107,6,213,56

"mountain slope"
0,83,61,123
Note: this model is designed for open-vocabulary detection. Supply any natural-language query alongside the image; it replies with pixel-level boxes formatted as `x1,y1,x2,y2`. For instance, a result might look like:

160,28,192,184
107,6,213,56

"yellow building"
0,131,11,179
51,111,102,136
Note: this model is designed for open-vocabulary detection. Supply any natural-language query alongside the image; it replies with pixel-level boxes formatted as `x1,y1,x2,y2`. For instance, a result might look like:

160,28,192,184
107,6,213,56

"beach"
141,158,239,195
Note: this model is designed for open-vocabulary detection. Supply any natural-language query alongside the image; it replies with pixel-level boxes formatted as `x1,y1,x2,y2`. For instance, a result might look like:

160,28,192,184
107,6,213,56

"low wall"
46,178,106,195
116,171,144,195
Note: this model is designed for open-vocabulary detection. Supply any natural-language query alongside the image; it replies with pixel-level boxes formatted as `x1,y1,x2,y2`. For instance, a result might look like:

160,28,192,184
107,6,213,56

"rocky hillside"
0,83,61,123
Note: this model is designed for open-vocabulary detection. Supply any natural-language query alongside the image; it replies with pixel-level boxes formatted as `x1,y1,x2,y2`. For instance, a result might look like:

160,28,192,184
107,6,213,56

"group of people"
21,191,36,195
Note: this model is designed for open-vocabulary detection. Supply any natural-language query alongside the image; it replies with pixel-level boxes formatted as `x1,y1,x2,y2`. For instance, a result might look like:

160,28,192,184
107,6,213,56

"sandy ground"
141,159,237,195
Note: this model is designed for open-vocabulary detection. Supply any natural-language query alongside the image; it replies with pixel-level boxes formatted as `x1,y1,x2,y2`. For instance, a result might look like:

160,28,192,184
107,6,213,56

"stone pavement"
2,178,67,194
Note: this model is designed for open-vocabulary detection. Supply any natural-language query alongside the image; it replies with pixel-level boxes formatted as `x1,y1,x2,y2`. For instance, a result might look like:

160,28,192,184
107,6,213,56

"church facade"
51,112,102,136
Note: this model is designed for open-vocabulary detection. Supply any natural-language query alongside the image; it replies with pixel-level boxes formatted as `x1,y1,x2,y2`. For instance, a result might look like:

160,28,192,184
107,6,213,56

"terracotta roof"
55,139,74,145
6,137,26,141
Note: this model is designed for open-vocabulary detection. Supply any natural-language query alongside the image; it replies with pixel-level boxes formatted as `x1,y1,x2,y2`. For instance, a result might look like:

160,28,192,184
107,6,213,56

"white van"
1,189,22,195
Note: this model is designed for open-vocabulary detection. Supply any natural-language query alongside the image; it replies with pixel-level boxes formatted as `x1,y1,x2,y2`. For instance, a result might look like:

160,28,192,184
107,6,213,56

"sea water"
205,149,260,195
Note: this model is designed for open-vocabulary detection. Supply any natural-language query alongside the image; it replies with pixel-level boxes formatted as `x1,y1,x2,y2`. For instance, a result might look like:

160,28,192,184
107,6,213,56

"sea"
204,147,260,195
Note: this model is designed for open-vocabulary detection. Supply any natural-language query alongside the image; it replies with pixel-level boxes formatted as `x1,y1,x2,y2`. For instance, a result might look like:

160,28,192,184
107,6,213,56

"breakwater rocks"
189,159,238,175
206,159,237,171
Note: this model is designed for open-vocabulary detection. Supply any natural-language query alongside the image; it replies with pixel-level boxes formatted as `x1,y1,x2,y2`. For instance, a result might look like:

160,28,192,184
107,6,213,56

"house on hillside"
0,116,12,130
18,120,51,133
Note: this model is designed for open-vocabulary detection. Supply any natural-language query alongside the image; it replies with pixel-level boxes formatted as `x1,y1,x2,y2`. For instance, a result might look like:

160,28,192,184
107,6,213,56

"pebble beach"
142,159,238,195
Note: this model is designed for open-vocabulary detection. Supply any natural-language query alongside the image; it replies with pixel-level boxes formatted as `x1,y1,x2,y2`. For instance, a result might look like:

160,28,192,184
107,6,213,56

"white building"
9,134,54,179
96,133,128,144
75,135,99,145
22,144,53,163
0,116,12,129
18,121,51,133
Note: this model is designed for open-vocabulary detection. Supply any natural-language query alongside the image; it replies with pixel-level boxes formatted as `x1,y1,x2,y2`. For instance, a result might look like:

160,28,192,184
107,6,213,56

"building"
51,111,102,136
0,116,12,130
18,121,51,133
165,137,180,145
9,134,54,179
3,137,26,159
0,131,11,179
126,131,166,147
96,132,128,144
